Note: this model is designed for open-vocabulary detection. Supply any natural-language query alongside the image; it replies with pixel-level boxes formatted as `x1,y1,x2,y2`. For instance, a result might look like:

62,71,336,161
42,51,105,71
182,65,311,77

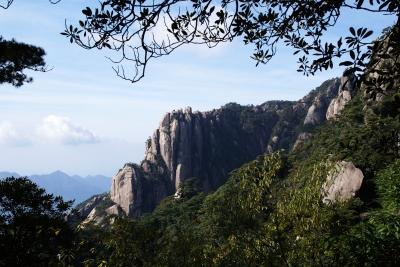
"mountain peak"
108,77,344,217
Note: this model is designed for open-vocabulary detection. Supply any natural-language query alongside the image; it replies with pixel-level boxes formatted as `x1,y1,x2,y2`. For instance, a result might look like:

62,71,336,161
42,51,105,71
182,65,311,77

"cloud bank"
36,115,100,145
0,121,31,146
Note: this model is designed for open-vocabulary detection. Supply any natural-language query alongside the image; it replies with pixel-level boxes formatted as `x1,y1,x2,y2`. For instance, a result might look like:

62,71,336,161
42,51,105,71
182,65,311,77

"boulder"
323,161,364,203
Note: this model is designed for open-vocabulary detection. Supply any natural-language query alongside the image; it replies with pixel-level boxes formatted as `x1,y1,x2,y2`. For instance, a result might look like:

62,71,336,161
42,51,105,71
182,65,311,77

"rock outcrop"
67,192,113,226
323,161,364,203
80,204,124,226
304,79,340,125
104,78,347,217
326,75,357,120
75,77,350,220
75,193,109,219
110,162,170,217
110,164,144,217
362,28,400,103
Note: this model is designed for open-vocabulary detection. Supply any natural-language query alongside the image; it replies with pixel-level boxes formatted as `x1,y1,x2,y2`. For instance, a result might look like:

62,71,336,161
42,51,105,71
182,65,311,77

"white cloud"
36,115,100,145
0,121,31,146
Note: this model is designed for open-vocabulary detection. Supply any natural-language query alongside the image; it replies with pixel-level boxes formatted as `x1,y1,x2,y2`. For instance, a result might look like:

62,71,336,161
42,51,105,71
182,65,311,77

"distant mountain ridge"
0,171,110,204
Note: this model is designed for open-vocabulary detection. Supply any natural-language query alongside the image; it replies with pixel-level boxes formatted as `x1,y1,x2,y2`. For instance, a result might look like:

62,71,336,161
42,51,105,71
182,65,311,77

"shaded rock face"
67,192,112,226
75,193,108,219
362,29,400,103
326,75,357,120
304,79,340,126
323,161,364,203
110,78,344,217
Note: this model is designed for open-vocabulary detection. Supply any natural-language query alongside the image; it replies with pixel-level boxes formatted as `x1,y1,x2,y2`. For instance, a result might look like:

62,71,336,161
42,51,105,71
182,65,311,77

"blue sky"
0,0,396,176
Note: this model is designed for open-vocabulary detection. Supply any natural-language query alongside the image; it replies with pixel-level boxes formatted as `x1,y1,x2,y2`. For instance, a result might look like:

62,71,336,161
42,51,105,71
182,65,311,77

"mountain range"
0,171,110,204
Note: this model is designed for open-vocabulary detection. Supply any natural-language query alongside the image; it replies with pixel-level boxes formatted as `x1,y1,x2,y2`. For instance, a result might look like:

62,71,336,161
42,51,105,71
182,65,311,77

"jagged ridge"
106,76,357,217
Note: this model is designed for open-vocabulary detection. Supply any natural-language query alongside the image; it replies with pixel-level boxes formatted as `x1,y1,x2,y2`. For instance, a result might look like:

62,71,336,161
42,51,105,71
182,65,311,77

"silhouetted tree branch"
0,37,48,87
62,0,399,83
0,0,61,9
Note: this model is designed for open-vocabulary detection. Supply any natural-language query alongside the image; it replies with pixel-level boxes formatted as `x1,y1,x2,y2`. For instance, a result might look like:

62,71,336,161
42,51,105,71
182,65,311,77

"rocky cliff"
326,75,357,120
103,77,364,218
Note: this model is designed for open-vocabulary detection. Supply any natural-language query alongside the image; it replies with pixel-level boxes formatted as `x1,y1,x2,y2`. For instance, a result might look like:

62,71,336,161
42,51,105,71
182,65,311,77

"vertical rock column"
326,75,356,120
110,164,143,217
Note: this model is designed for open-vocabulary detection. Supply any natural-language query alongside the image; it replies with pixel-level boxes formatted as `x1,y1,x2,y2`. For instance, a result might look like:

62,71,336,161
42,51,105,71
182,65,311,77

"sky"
0,0,396,176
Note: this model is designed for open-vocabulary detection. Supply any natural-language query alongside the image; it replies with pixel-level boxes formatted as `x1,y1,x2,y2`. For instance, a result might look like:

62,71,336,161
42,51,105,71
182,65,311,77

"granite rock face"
66,193,109,225
326,75,357,120
304,78,340,126
75,193,109,219
110,164,144,218
80,204,124,226
323,161,364,203
106,78,347,217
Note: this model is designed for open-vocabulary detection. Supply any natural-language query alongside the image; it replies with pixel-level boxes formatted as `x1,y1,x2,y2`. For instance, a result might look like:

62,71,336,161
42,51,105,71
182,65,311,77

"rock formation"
80,204,124,226
70,193,109,219
323,161,364,203
304,78,341,125
105,78,345,217
67,192,112,226
110,164,144,217
326,75,357,120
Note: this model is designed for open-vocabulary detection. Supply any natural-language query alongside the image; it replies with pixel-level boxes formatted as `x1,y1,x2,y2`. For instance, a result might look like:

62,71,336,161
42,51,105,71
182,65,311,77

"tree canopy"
0,177,74,266
62,0,400,82
0,0,61,87
0,37,48,87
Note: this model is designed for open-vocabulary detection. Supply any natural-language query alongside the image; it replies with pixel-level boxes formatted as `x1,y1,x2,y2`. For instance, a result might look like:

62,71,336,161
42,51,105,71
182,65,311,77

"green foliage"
75,79,399,265
373,93,400,118
178,177,203,199
84,55,399,265
293,94,400,182
375,159,400,211
105,217,160,267
152,194,205,266
272,160,364,266
87,181,207,266
339,161,400,266
0,177,74,266
200,153,283,266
